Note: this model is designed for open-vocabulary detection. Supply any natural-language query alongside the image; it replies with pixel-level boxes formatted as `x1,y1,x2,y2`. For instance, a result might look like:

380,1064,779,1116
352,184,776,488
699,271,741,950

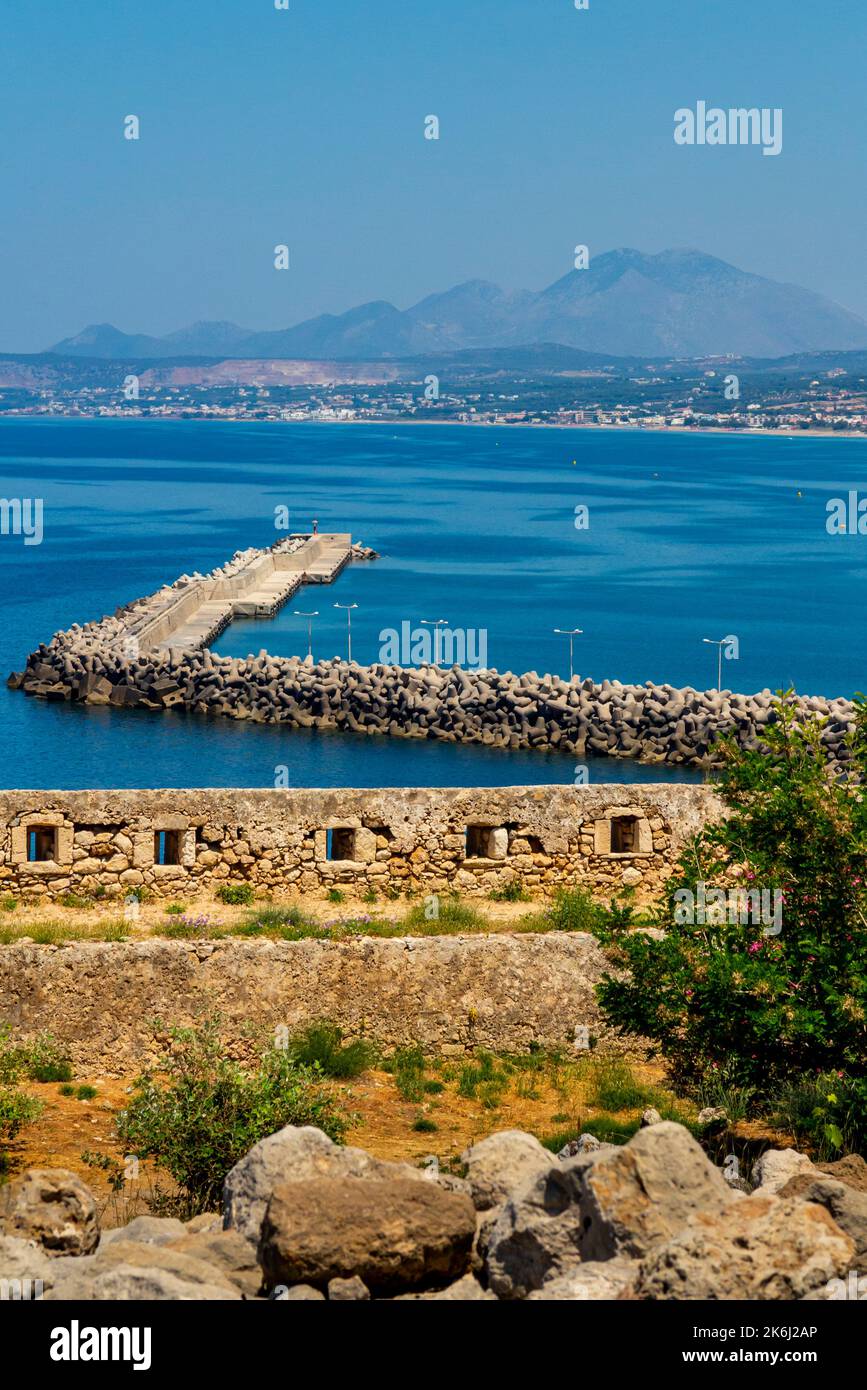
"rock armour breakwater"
6,538,854,769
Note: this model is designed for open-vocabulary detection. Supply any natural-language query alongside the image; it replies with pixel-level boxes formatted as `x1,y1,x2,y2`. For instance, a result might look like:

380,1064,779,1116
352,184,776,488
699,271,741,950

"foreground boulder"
483,1122,735,1298
0,1169,99,1257
223,1125,427,1244
574,1122,735,1261
461,1131,554,1211
258,1177,476,1295
633,1193,855,1300
776,1177,867,1272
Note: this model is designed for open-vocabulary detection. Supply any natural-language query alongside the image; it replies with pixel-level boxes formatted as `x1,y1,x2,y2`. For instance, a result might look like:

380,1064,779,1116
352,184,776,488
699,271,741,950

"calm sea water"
2,418,865,790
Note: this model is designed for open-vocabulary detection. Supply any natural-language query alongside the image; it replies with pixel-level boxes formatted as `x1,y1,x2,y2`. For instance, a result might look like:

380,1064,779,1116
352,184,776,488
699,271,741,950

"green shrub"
457,1050,509,1104
0,895,18,913
1,1028,74,1085
489,880,529,903
392,1044,426,1102
547,887,603,933
0,1087,43,1169
216,883,255,906
585,1056,655,1111
237,905,317,939
404,895,485,934
97,919,128,942
362,887,377,905
164,902,187,916
163,914,223,940
75,1084,98,1101
771,1072,861,1161
57,893,91,909
115,1017,349,1217
286,1023,376,1079
596,693,867,1153
326,889,345,905
412,1116,437,1133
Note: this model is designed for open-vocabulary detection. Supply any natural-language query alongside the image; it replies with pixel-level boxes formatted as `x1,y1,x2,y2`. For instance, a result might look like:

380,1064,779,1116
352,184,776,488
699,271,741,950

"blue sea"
1,418,865,790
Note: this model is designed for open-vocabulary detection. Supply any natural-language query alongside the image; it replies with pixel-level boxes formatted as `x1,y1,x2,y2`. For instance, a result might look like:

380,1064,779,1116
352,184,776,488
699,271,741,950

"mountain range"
48,249,867,361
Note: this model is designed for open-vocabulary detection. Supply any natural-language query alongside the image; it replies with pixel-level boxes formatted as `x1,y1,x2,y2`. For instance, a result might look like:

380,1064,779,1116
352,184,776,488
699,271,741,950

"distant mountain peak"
48,250,867,361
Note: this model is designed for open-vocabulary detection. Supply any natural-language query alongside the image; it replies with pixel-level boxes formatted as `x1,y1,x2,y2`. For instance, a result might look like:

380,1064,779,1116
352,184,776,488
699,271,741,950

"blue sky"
2,0,866,350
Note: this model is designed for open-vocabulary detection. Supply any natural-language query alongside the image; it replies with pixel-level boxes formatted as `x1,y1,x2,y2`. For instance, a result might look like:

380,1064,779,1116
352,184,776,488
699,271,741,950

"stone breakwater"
9,654,855,771
5,534,855,769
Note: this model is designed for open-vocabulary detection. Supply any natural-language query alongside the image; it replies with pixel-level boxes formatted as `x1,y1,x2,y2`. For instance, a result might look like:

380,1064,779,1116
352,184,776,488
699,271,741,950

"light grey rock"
0,1169,99,1257
328,1275,370,1301
751,1148,817,1195
271,1283,326,1300
0,1235,55,1291
697,1106,728,1127
481,1161,587,1299
486,1122,737,1300
574,1122,735,1262
395,1273,496,1301
45,1261,240,1301
167,1228,262,1297
99,1215,187,1250
640,1108,663,1127
527,1257,639,1300
461,1130,554,1211
557,1133,615,1160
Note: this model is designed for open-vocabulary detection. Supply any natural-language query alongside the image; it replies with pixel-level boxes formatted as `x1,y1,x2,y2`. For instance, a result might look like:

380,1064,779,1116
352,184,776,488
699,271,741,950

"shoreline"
2,414,867,441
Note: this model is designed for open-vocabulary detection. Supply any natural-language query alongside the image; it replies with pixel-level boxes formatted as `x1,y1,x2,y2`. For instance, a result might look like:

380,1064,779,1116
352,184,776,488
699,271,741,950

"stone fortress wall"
7,533,856,771
0,784,721,903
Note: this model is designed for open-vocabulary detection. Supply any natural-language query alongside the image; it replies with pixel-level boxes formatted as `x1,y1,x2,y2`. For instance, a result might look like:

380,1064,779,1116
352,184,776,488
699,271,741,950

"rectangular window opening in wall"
465,824,492,858
28,826,58,862
465,825,508,860
327,828,356,861
611,816,639,854
154,830,181,865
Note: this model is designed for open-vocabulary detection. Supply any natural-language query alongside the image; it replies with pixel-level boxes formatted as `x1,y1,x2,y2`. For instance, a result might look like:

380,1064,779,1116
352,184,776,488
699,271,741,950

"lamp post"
294,610,319,661
421,618,449,666
553,627,583,682
334,602,358,663
702,637,725,691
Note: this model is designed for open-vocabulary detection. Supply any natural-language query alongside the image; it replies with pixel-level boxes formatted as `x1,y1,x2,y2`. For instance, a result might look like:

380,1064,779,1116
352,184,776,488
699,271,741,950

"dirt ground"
4,1055,674,1219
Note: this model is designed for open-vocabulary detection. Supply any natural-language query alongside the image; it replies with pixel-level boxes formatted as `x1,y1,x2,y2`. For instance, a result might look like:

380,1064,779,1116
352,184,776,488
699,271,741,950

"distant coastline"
3,413,864,442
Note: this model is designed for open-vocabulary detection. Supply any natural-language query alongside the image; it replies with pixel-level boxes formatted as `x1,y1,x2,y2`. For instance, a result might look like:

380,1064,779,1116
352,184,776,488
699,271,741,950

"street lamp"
553,627,583,682
334,602,358,663
702,637,725,691
421,618,449,666
294,610,319,661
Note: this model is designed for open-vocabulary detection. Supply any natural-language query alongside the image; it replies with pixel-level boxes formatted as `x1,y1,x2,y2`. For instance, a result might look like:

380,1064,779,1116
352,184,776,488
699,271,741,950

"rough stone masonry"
0,784,718,901
6,535,857,770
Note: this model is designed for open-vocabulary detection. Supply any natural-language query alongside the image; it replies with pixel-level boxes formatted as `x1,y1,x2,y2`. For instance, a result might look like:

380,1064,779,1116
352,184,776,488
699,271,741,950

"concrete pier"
134,533,357,654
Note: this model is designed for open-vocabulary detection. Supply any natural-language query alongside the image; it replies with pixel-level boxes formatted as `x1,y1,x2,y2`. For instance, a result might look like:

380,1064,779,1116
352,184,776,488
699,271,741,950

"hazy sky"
3,0,866,351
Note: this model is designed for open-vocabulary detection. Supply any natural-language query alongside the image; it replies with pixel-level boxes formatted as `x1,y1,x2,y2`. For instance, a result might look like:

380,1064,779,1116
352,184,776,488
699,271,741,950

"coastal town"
3,358,867,434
